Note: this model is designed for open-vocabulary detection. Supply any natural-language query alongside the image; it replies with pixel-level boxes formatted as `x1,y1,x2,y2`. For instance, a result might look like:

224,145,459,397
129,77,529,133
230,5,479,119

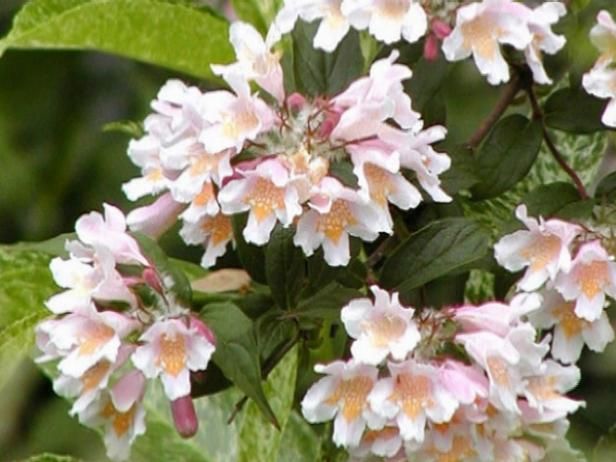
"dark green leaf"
380,218,490,298
405,56,450,113
596,171,616,200
544,87,606,134
471,115,543,199
287,21,363,96
231,0,280,35
231,214,267,284
265,226,306,309
439,145,480,195
0,0,233,80
521,182,584,218
293,282,362,320
18,454,82,462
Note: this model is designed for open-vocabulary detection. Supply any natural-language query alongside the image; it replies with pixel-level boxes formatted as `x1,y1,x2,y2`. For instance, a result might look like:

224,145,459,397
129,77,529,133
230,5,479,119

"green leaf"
231,0,281,34
18,455,82,462
544,87,606,134
380,218,491,299
265,226,306,310
231,213,267,284
0,0,233,80
238,346,298,462
596,171,616,200
521,182,584,218
471,115,543,199
405,56,450,113
439,145,480,195
275,412,322,462
199,302,279,428
287,21,363,96
293,282,362,320
0,247,56,390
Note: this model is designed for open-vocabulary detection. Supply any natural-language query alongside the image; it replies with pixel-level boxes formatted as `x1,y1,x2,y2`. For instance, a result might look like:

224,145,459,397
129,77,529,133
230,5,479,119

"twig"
467,74,522,149
526,87,590,200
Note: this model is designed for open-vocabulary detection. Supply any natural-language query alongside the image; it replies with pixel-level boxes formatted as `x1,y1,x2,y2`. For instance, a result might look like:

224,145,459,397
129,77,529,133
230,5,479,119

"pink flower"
132,318,215,400
126,192,185,239
179,212,234,268
555,240,616,321
301,359,381,447
293,177,388,266
349,426,403,459
341,286,420,365
218,159,302,245
522,360,583,417
494,205,581,292
438,360,488,406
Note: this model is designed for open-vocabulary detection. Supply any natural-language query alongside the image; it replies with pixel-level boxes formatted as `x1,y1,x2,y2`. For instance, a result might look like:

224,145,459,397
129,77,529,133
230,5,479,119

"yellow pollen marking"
79,324,115,356
390,373,433,419
461,16,499,59
364,164,394,206
82,361,112,391
202,214,233,246
377,0,409,19
222,109,259,139
189,155,218,176
318,200,357,244
325,376,373,422
245,177,285,223
364,313,406,347
194,182,215,207
553,302,586,338
433,435,476,462
527,376,559,401
146,169,164,182
486,356,509,386
158,333,186,377
362,427,399,444
577,260,609,299
520,234,561,272
102,401,136,437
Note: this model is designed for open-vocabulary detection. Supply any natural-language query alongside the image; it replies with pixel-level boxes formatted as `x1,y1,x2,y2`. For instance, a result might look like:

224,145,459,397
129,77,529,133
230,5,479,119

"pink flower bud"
431,19,452,40
318,110,342,138
286,92,306,111
126,192,184,239
171,395,199,438
423,34,440,62
142,267,163,293
190,316,216,346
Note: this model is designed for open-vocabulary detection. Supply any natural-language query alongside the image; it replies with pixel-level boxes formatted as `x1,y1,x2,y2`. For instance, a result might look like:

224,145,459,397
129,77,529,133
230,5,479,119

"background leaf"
0,0,233,79
265,226,306,310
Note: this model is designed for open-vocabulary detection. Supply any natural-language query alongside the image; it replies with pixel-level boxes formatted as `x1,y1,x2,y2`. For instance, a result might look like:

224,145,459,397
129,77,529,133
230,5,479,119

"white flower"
269,0,351,52
301,359,380,447
494,205,581,292
442,0,533,85
342,0,428,45
80,370,147,461
349,426,403,459
294,177,389,266
218,159,302,246
530,289,615,363
212,21,284,102
341,286,420,365
367,360,458,442
583,59,616,127
523,360,583,417
179,213,234,268
555,240,616,321
589,10,616,61
132,318,215,400
122,135,171,201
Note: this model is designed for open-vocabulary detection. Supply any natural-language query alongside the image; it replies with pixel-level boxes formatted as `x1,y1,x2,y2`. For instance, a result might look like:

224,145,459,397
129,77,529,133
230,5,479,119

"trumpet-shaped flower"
555,240,616,321
132,318,215,400
342,0,428,45
589,10,616,62
341,285,420,365
179,212,234,268
368,360,458,442
530,290,614,363
80,370,147,461
494,205,581,292
126,192,185,239
349,426,403,459
294,177,389,266
212,21,284,102
523,360,583,416
218,159,302,245
301,360,380,447
442,0,533,85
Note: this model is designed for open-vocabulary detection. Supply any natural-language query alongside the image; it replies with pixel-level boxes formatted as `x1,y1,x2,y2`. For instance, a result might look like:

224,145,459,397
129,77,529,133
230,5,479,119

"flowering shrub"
2,0,616,461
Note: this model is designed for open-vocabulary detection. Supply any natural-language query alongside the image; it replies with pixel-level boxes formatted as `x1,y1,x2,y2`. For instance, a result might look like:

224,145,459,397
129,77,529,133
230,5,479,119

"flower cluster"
442,0,567,85
35,205,216,460
301,286,583,461
583,10,616,128
123,21,451,267
495,205,616,364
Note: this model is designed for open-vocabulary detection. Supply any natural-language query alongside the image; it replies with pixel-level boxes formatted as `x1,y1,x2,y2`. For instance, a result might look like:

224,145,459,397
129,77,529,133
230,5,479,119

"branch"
526,87,590,200
467,74,522,149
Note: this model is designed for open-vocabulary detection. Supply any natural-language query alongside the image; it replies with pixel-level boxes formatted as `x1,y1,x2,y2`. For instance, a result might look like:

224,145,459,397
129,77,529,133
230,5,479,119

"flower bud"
142,267,163,293
286,92,306,111
126,192,184,239
431,19,452,40
171,395,199,438
423,34,440,62
190,315,216,346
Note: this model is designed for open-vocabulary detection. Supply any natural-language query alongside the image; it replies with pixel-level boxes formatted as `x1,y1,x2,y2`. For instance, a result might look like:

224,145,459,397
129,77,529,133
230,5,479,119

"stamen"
245,178,285,222
158,333,186,377
390,373,433,419
318,200,357,244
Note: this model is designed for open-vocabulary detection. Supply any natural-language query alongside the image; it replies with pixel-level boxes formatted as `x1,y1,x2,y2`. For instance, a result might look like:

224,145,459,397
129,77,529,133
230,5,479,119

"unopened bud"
423,34,440,62
190,316,216,346
431,19,452,40
318,110,341,138
286,92,306,111
171,395,199,438
142,267,163,293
